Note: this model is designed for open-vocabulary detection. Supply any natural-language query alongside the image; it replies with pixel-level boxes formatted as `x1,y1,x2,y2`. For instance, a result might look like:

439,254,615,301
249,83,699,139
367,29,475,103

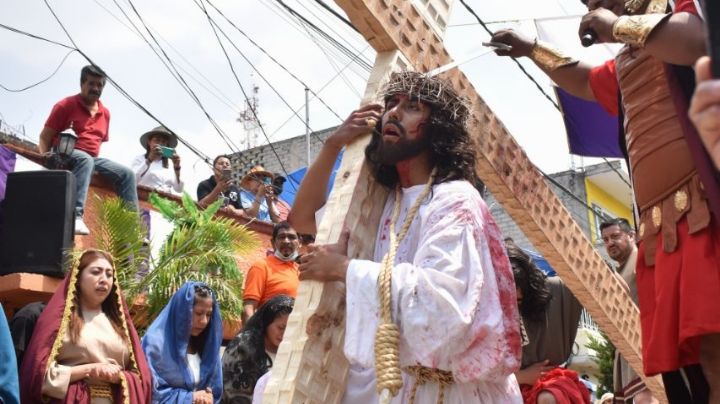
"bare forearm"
245,199,261,218
536,61,596,101
267,200,281,223
242,301,257,323
644,13,705,66
198,188,221,208
37,127,57,154
288,143,342,234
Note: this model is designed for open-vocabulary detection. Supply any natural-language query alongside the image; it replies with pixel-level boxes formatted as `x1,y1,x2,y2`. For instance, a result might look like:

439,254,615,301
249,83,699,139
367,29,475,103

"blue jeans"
68,149,138,217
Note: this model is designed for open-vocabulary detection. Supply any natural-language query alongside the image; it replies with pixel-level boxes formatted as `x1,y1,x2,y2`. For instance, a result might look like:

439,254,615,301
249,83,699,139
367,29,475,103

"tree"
91,193,258,326
586,331,616,398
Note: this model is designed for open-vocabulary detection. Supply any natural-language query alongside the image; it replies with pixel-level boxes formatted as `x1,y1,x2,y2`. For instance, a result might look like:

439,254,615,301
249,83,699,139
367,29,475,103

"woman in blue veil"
142,281,223,403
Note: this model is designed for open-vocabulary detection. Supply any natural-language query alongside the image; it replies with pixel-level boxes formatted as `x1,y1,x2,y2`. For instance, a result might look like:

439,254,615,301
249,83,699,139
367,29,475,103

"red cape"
19,267,152,403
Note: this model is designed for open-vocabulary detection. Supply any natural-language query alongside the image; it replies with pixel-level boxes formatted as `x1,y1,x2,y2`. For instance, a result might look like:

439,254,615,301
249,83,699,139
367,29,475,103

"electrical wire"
256,0,372,80
0,49,76,92
268,44,371,139
196,0,341,149
274,0,373,72
311,0,359,34
457,0,631,190
202,0,346,122
117,0,242,153
31,3,212,163
298,17,363,98
195,0,296,190
91,0,241,112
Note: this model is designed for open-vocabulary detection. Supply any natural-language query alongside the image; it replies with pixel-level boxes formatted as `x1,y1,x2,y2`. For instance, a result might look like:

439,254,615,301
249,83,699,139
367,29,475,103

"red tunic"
587,0,720,376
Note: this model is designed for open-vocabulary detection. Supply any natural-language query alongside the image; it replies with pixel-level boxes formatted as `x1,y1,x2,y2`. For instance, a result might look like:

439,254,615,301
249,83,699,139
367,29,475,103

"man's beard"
375,119,430,165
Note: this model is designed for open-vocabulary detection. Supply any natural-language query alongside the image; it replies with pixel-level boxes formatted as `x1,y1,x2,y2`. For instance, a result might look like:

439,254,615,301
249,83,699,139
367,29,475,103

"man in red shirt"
491,0,718,402
37,65,137,235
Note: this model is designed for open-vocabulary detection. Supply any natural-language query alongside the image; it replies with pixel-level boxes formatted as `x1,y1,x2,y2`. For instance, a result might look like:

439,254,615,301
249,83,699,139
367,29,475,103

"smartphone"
222,169,232,181
703,0,720,77
158,145,175,158
263,176,272,185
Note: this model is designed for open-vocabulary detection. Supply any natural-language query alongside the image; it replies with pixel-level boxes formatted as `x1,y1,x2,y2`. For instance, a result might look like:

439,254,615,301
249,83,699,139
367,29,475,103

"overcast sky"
0,0,620,194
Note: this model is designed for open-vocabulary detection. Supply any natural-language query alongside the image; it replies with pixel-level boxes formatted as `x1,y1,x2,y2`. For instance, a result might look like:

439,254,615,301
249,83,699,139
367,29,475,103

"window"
592,203,614,242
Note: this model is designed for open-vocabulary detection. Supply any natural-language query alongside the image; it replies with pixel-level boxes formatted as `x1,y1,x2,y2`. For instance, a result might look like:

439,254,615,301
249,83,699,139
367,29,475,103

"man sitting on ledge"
37,65,138,235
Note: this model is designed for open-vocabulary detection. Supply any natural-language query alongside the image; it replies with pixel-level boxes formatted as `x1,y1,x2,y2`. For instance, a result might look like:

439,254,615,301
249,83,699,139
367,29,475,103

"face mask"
274,250,299,262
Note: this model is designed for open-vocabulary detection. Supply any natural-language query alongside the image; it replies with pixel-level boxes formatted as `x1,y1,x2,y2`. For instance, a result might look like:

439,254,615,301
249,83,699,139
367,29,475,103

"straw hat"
139,126,178,149
240,165,274,188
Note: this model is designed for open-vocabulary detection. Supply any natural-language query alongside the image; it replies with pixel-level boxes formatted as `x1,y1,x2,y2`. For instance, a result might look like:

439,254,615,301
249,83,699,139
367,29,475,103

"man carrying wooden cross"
290,71,523,403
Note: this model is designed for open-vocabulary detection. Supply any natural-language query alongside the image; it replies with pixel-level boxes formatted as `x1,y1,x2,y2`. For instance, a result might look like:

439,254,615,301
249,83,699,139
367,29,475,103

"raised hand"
327,103,384,150
490,29,535,58
578,7,620,44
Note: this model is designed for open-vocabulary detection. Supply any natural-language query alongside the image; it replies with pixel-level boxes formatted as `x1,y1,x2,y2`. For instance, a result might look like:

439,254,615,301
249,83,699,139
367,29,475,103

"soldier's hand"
579,8,619,44
490,29,535,58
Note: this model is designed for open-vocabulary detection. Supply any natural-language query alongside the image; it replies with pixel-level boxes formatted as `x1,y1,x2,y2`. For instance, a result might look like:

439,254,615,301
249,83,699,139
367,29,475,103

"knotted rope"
375,169,436,404
405,366,455,404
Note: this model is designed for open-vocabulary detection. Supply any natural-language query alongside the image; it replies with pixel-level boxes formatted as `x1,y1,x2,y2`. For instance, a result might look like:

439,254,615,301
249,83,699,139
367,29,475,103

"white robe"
344,180,522,403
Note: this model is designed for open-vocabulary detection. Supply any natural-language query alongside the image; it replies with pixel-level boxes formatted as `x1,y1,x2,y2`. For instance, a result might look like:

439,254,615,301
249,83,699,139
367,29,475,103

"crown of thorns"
379,71,470,127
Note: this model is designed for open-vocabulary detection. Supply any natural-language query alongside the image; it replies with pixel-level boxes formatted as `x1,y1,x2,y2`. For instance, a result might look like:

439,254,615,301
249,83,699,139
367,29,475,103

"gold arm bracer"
612,13,670,48
528,40,579,72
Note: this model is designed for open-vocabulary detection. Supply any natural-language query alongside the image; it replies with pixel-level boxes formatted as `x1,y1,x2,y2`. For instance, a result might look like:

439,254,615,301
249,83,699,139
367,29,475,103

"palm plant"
90,195,148,290
91,193,258,325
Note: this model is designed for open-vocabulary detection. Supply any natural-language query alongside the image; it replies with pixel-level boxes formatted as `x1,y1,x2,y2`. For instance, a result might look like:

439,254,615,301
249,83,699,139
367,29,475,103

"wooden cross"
264,1,665,402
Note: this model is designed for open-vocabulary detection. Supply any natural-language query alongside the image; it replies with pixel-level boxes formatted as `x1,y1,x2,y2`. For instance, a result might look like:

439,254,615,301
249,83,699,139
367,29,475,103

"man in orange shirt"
242,222,300,322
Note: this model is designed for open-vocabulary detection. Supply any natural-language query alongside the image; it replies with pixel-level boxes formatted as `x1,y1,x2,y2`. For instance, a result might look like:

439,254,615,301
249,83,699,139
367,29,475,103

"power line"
91,0,241,113
274,0,373,72
0,49,76,92
33,2,212,164
298,17,363,98
311,0,359,34
303,1,367,61
195,0,337,150
268,44,370,139
457,0,631,189
116,0,242,154
256,0,372,80
202,0,346,122
195,0,296,189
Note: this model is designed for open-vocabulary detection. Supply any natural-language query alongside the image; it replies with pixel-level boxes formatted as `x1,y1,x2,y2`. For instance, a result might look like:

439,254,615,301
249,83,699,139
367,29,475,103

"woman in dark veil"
222,295,294,403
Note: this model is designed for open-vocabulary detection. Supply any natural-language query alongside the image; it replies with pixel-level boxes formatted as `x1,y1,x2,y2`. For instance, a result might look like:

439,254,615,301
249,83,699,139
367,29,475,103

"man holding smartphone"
238,165,281,223
197,155,244,215
131,126,183,195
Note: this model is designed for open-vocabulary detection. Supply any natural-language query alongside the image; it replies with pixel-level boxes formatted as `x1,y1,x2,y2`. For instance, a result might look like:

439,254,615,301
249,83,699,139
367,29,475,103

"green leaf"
90,195,148,292
126,192,259,324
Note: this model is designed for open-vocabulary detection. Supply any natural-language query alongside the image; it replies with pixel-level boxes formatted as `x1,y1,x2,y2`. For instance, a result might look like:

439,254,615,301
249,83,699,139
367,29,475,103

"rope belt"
405,366,455,404
88,383,114,400
375,169,437,404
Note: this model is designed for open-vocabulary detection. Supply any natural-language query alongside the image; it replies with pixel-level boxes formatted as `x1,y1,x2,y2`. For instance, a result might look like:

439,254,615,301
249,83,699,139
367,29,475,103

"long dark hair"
69,249,125,344
188,284,215,355
365,102,478,188
505,242,552,323
223,295,294,390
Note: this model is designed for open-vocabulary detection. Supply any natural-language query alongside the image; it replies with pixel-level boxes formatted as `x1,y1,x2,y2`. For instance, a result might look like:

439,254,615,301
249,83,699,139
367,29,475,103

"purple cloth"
0,146,17,201
556,87,623,158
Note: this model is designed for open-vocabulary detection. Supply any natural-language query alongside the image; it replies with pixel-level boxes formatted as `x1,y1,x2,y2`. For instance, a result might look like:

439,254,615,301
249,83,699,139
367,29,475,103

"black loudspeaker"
0,170,75,277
